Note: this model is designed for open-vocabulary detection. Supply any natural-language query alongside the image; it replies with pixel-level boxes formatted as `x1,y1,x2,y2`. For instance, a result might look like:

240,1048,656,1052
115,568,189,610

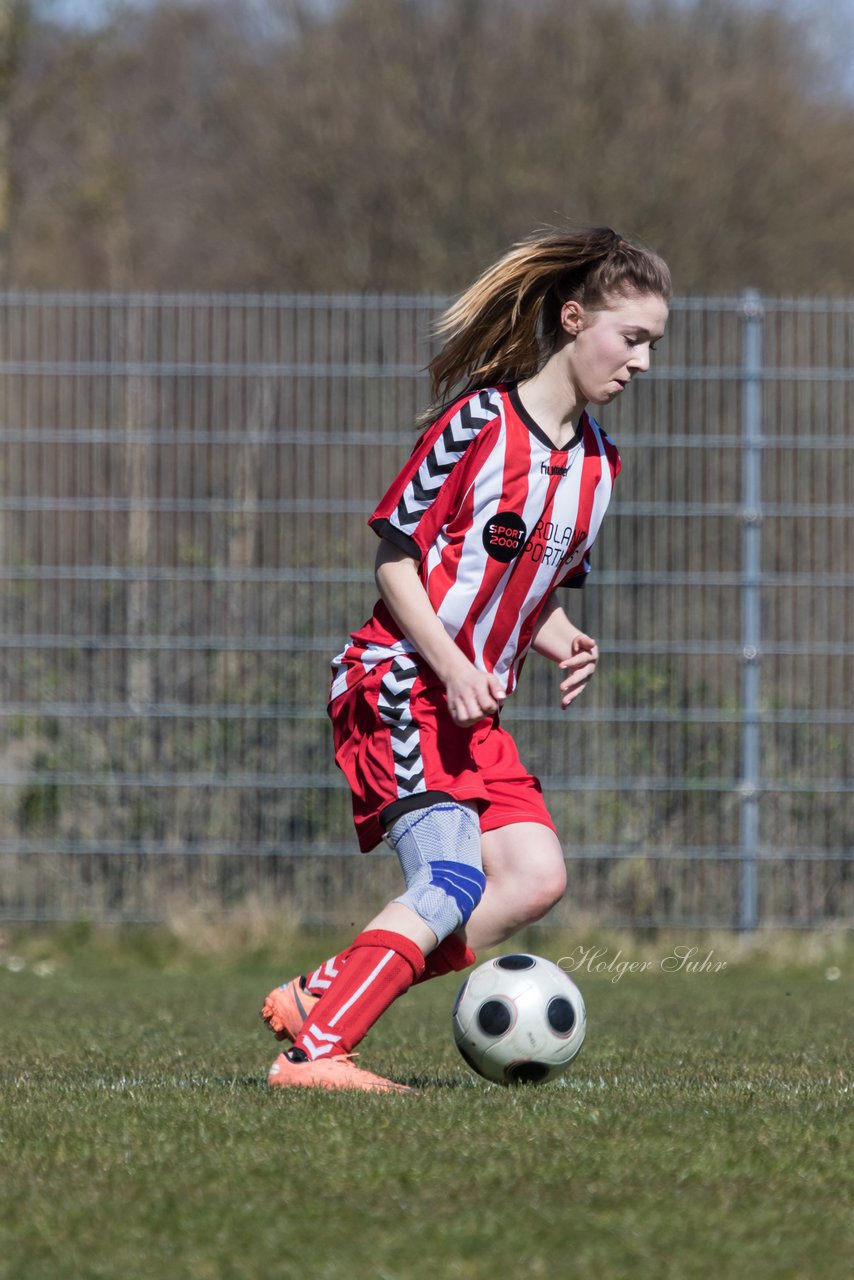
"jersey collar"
507,384,585,453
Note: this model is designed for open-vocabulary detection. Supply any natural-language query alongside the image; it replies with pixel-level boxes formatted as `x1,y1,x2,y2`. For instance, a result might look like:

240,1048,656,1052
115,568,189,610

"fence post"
739,290,763,931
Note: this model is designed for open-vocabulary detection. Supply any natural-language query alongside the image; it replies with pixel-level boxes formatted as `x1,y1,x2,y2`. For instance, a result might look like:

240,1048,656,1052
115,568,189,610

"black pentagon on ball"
477,998,513,1036
506,1061,551,1084
495,954,536,970
547,996,576,1034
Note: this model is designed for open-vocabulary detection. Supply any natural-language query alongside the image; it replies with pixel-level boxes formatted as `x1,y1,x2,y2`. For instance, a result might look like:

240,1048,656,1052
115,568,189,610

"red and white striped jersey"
330,384,620,700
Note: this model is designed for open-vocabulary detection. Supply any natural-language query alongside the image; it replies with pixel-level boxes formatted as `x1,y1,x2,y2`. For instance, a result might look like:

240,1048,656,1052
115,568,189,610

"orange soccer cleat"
260,977,320,1042
266,1049,417,1095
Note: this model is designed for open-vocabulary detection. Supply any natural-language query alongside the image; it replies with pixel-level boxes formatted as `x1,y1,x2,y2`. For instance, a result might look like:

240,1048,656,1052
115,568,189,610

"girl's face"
563,290,669,407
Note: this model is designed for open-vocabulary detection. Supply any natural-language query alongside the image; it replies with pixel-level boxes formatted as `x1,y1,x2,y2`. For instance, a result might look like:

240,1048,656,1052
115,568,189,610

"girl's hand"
558,631,599,709
444,664,506,727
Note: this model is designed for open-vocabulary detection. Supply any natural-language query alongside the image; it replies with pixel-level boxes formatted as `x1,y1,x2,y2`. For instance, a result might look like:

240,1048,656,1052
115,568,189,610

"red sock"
293,929,425,1060
414,934,476,984
305,934,474,995
305,949,351,996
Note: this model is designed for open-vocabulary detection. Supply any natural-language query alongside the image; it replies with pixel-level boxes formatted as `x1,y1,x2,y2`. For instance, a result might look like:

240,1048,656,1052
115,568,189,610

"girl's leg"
361,900,438,951
462,821,567,951
343,822,566,987
270,800,483,1074
297,820,565,1018
260,838,474,1044
359,819,565,947
262,819,566,1041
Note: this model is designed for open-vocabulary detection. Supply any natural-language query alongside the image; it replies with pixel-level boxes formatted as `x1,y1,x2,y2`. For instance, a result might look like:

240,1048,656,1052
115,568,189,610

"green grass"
1,924,851,1280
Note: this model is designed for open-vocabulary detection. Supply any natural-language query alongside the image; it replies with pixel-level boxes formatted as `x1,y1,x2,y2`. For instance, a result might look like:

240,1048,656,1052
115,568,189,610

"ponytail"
426,226,671,410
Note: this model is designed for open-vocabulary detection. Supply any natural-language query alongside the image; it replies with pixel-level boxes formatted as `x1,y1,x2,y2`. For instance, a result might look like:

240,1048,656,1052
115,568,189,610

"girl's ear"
560,299,585,337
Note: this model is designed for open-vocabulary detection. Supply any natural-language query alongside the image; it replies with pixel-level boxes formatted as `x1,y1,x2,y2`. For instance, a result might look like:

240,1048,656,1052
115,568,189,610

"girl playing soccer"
263,226,670,1092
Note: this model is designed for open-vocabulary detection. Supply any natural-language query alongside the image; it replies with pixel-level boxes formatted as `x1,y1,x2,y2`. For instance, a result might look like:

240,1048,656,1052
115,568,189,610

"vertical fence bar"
739,290,763,931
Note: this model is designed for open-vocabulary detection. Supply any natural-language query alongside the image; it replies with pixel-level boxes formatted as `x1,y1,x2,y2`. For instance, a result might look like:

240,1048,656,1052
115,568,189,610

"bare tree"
4,0,854,294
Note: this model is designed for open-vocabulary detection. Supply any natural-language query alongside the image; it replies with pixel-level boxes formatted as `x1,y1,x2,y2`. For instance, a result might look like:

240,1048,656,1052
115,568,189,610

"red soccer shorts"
328,655,556,851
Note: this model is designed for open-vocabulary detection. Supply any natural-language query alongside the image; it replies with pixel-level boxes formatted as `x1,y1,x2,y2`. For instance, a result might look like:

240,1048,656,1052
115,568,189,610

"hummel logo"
540,461,569,476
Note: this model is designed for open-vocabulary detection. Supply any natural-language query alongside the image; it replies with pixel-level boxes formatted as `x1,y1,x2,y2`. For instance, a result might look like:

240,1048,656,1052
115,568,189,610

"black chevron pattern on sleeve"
394,389,501,532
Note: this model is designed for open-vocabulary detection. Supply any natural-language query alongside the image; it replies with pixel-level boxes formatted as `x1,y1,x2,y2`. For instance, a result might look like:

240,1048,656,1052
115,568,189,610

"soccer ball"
452,953,586,1085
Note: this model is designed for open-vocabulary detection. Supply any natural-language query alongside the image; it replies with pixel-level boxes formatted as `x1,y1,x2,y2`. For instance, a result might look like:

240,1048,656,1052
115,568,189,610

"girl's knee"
524,861,567,921
548,857,568,904
480,821,567,925
505,854,566,925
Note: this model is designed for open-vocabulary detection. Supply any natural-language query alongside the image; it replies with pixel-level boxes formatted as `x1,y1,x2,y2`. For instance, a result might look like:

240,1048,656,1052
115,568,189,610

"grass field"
1,922,851,1280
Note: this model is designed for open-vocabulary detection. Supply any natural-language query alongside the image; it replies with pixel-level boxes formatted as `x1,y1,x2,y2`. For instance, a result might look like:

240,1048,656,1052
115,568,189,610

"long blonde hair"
426,226,671,410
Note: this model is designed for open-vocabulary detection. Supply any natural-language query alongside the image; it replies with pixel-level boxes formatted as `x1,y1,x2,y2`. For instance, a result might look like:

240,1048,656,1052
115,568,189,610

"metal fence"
1,291,852,929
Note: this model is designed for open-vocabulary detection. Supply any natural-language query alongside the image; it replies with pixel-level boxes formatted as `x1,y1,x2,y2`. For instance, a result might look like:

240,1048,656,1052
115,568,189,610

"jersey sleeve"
369,388,503,560
558,556,590,588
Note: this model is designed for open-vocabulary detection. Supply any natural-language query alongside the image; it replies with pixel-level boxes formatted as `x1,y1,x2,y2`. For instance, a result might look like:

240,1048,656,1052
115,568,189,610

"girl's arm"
530,591,599,709
374,540,506,727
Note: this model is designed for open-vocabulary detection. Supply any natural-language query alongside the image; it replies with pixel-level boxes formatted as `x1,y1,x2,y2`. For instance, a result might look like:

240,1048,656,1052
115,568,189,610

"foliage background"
2,0,854,295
